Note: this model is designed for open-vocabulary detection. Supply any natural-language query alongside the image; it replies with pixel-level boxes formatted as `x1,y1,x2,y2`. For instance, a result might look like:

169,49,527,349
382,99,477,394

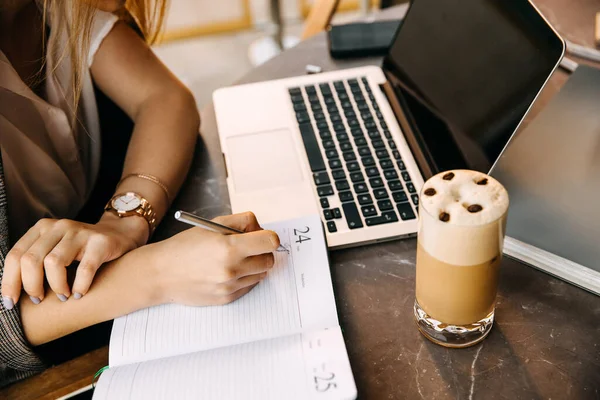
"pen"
174,210,289,253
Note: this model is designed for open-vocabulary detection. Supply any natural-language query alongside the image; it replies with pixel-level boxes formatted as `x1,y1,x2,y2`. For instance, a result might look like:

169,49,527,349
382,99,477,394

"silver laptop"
213,0,564,249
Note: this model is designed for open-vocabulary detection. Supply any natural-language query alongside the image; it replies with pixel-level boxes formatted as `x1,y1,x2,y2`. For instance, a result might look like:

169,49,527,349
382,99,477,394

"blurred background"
153,0,408,108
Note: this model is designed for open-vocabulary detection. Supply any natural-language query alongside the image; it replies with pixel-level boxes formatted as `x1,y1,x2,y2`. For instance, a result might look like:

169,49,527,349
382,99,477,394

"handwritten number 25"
294,226,311,244
314,372,337,392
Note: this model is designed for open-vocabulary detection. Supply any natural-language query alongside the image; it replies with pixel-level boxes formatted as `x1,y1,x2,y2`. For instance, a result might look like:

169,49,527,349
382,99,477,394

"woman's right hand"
149,212,280,306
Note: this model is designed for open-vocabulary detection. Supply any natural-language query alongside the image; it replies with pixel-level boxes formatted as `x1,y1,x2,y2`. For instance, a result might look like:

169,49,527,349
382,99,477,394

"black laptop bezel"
379,0,566,179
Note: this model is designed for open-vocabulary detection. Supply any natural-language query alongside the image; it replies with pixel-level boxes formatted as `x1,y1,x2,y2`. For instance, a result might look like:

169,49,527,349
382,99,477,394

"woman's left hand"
1,214,149,305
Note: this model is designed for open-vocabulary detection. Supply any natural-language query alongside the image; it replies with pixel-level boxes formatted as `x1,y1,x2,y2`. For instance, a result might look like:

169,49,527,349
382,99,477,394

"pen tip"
174,211,181,219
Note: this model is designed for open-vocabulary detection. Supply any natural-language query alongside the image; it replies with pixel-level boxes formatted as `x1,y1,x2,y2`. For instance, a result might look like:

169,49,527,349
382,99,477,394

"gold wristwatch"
105,192,157,235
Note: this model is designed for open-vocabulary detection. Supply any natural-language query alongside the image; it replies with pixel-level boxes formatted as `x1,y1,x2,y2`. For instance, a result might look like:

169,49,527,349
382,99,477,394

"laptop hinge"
379,81,434,180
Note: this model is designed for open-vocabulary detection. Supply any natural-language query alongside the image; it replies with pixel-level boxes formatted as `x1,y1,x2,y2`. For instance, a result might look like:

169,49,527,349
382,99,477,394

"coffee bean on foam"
418,170,509,266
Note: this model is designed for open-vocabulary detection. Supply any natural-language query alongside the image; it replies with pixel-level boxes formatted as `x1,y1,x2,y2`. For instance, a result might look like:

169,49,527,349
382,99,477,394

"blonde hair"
41,0,167,121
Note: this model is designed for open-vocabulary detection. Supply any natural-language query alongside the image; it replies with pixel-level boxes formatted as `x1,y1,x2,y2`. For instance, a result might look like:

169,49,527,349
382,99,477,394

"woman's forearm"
20,244,162,346
115,88,200,221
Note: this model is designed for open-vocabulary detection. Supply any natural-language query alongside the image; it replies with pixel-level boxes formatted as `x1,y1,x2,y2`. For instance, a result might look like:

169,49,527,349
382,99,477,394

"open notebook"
93,215,357,399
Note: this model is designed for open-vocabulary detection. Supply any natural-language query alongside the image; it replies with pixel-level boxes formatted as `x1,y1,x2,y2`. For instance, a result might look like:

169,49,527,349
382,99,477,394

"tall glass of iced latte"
414,170,509,348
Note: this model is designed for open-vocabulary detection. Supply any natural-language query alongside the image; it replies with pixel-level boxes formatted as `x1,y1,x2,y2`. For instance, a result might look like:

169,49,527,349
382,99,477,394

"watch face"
113,193,142,212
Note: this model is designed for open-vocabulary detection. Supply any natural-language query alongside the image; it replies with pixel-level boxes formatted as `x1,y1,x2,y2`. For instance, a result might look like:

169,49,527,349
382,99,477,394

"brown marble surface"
155,2,600,399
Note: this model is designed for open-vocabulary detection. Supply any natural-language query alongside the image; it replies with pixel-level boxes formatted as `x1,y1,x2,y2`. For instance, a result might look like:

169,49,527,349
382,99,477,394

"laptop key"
314,112,326,120
337,133,350,143
370,177,384,188
305,85,316,94
322,139,335,149
372,140,385,149
347,119,359,128
320,83,332,93
340,142,353,152
397,203,416,221
358,194,373,205
361,205,377,217
388,180,403,191
393,150,401,160
365,167,379,177
296,112,310,124
362,112,373,121
411,194,419,206
299,123,325,172
320,198,329,208
341,101,353,109
350,172,365,183
319,131,332,140
376,111,383,119
343,152,357,162
318,185,334,197
324,96,336,105
358,147,371,157
317,121,328,130
346,161,360,171
332,123,345,132
293,103,306,112
326,149,339,159
383,130,392,139
336,180,350,191
384,170,398,180
366,211,398,226
406,182,416,193
392,191,408,203
323,209,333,220
402,171,411,182
354,183,368,193
351,86,362,94
342,202,364,229
350,128,363,137
380,159,394,169
330,114,342,122
339,191,354,202
375,149,389,159
332,169,346,180
290,94,304,103
313,172,330,186
362,156,375,166
333,208,342,219
368,131,381,139
374,189,389,199
355,138,368,147
311,102,322,111
289,87,301,95
329,159,342,169
357,102,369,111
381,121,388,130
377,199,393,211
397,160,406,170
338,93,350,101
388,140,397,149
308,94,319,103
326,221,337,233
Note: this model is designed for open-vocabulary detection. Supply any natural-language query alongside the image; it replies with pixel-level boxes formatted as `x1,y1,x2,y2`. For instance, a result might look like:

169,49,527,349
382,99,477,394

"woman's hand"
150,212,280,306
2,214,149,306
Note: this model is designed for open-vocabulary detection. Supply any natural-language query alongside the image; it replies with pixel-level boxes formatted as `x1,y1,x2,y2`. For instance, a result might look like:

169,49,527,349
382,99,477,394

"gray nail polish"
2,296,14,310
29,296,41,305
57,294,68,302
74,292,83,300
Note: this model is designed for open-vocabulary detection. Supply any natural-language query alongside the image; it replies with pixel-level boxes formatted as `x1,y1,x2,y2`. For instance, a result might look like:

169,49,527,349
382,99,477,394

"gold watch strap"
137,198,157,235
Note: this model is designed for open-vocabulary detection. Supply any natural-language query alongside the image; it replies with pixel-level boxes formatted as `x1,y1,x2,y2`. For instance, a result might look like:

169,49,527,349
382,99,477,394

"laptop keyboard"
289,77,418,233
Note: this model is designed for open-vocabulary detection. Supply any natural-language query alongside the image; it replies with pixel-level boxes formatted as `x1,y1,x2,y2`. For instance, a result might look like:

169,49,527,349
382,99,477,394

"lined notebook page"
94,328,356,400
109,215,339,367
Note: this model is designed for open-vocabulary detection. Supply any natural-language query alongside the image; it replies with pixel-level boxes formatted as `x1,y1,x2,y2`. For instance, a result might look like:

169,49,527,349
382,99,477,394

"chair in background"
300,0,341,40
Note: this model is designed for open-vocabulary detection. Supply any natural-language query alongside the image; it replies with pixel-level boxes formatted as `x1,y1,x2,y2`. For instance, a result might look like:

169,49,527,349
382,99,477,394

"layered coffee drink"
414,170,509,348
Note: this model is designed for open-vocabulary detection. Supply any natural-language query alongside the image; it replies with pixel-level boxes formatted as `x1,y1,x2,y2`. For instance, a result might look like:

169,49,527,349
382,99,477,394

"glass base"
413,300,494,348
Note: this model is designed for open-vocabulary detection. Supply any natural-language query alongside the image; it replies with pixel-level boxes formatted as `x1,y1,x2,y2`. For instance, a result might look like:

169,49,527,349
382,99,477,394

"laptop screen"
383,0,564,174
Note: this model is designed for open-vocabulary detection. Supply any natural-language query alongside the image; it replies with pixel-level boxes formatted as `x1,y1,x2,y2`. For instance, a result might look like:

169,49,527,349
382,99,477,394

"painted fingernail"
29,296,41,305
74,292,83,300
57,293,68,302
2,296,14,310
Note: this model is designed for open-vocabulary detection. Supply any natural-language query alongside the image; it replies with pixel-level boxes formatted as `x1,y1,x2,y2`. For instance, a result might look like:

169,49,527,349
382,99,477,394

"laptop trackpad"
227,129,304,193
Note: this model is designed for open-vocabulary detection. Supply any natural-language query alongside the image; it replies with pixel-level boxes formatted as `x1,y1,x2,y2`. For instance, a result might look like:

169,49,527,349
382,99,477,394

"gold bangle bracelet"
118,173,171,203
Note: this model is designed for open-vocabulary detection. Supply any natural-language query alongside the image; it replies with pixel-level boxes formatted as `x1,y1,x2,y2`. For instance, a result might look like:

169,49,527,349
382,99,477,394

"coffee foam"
418,170,509,266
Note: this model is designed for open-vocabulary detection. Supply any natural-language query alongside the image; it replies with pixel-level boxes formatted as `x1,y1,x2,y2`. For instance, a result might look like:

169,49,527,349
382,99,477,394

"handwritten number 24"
314,372,337,392
293,226,311,244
